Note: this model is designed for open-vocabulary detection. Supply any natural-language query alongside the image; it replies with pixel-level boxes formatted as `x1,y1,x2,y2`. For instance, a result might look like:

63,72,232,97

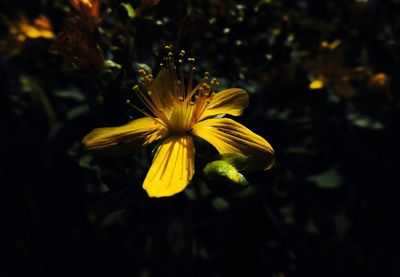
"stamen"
210,78,220,92
203,71,210,81
179,60,185,98
132,48,221,135
126,100,167,128
132,84,171,127
186,58,196,96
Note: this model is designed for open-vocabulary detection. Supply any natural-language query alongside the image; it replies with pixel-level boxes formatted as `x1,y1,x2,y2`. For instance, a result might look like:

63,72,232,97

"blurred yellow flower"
82,48,275,197
8,15,54,42
305,40,370,99
0,15,54,57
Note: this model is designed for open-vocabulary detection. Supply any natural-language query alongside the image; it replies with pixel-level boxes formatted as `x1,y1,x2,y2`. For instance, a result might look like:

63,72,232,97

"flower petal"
199,88,249,120
191,118,275,170
143,135,195,197
151,67,176,110
82,117,167,154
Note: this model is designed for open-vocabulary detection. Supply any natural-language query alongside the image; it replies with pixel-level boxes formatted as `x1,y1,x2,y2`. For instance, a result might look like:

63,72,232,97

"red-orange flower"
367,73,391,96
70,0,101,20
50,17,104,71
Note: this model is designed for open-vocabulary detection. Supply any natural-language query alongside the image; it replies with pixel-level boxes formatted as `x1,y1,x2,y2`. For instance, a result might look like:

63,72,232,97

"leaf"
307,169,342,189
118,3,136,19
212,197,231,212
53,89,85,101
347,113,385,130
66,105,89,120
78,155,93,169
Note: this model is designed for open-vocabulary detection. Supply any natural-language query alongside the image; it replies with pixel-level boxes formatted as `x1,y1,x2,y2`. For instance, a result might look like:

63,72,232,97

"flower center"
168,103,192,134
128,46,220,134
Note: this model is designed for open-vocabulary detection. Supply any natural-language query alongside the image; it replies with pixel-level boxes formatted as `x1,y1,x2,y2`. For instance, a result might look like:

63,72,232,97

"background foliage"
1,0,399,276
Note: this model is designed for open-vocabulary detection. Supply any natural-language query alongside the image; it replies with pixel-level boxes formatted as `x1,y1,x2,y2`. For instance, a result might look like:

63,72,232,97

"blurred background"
0,0,399,276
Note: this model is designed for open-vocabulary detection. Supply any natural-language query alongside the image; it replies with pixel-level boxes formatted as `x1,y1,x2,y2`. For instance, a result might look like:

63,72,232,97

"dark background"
0,0,399,276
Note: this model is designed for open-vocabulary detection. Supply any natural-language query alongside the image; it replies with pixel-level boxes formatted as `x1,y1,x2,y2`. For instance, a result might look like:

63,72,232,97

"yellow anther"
168,52,173,57
147,91,152,96
188,58,195,62
178,59,183,63
178,96,184,101
201,83,210,90
180,50,185,55
132,85,140,91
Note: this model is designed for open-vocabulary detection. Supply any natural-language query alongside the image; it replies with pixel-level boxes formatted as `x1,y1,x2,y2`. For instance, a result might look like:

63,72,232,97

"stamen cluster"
128,46,220,134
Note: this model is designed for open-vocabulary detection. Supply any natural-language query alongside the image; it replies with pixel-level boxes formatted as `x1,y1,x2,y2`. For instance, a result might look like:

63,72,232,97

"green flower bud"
203,160,249,192
219,152,248,170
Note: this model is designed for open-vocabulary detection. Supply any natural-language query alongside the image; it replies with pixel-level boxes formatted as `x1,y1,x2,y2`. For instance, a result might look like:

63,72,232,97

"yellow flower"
82,48,275,197
305,40,370,99
8,15,54,42
0,15,54,57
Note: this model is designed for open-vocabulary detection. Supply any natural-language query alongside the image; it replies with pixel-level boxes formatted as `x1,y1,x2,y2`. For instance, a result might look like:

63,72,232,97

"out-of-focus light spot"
309,79,325,90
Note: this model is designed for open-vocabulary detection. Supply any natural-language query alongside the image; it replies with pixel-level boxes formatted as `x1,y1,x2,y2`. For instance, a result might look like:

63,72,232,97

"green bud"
203,160,249,192
219,152,248,170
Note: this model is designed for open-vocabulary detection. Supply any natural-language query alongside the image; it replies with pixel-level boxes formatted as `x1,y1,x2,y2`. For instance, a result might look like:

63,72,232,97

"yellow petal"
82,117,167,154
199,88,249,120
151,67,176,109
191,118,275,170
143,135,195,197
